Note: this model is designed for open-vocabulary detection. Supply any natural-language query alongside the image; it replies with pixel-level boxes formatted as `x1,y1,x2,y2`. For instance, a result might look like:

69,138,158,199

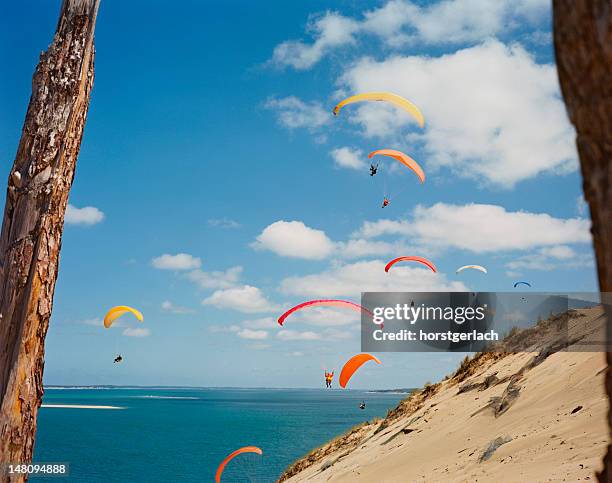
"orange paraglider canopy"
215,446,263,483
368,149,425,184
384,256,437,273
339,353,382,388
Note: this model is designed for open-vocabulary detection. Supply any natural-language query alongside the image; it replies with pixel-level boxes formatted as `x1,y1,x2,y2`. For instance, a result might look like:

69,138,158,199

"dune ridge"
280,307,609,482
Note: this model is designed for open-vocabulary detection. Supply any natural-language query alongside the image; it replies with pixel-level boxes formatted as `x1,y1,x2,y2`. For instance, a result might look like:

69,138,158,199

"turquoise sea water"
33,388,407,482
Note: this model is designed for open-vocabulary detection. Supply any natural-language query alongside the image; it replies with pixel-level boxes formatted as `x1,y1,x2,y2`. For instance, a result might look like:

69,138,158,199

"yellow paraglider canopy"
333,92,425,128
104,306,144,328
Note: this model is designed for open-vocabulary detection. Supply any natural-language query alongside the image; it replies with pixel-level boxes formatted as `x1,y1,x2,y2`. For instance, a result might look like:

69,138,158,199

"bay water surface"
33,387,408,482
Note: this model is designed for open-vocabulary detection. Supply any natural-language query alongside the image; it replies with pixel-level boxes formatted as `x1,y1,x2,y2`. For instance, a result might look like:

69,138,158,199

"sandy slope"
281,307,609,482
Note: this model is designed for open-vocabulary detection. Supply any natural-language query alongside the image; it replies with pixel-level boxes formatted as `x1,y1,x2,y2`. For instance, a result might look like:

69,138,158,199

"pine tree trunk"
0,0,99,479
553,1,612,481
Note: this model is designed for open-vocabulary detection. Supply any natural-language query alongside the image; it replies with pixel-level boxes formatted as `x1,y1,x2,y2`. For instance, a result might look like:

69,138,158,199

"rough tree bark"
553,1,612,481
0,0,99,478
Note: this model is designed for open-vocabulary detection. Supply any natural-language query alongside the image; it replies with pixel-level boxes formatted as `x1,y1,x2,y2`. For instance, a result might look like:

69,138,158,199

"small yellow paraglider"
103,306,143,329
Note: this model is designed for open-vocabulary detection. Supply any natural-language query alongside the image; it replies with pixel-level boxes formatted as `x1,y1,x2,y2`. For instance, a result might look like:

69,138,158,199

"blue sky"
0,0,597,388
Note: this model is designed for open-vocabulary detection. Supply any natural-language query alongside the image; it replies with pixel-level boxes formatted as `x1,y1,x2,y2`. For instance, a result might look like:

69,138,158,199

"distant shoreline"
366,388,415,394
44,385,414,392
41,404,124,410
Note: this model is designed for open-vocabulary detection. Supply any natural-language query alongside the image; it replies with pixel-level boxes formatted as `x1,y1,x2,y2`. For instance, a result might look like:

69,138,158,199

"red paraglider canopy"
384,256,437,273
278,299,373,326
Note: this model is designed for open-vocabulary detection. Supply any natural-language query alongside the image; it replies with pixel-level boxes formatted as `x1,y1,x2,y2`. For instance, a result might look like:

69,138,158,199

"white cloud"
249,343,272,350
322,328,355,340
122,327,150,337
355,219,412,239
288,307,360,327
252,203,589,273
208,324,240,334
152,253,202,271
252,220,335,260
505,246,593,272
276,328,354,341
264,96,329,130
208,218,241,229
339,40,575,186
355,203,590,252
212,318,274,341
271,0,549,68
236,328,269,340
359,0,419,47
81,317,127,328
272,12,359,69
367,0,549,46
524,31,552,46
186,266,243,290
330,147,366,170
65,204,104,226
280,260,466,298
202,285,279,313
253,220,412,261
576,195,588,216
539,245,575,260
241,317,278,330
277,330,321,341
161,300,194,314
337,238,410,259
81,318,104,327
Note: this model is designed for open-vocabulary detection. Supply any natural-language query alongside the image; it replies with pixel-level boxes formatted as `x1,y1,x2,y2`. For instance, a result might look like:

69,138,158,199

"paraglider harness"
382,197,390,208
114,355,123,364
369,163,378,177
359,401,366,410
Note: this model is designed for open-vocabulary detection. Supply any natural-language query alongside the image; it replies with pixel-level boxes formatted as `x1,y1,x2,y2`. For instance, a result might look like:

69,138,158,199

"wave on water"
131,395,199,400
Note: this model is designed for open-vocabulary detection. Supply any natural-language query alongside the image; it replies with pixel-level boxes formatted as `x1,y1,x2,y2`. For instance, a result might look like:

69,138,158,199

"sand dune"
281,307,609,482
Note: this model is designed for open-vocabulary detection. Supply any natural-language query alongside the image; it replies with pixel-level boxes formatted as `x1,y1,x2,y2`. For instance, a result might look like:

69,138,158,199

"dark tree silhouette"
553,1,612,481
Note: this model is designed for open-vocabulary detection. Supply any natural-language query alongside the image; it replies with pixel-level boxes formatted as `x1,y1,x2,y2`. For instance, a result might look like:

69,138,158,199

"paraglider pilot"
114,355,123,364
324,370,334,388
382,197,390,208
359,401,366,410
369,163,378,177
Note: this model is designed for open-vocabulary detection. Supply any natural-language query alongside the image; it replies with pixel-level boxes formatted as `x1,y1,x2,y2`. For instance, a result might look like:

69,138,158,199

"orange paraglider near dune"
215,446,263,483
339,353,382,388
